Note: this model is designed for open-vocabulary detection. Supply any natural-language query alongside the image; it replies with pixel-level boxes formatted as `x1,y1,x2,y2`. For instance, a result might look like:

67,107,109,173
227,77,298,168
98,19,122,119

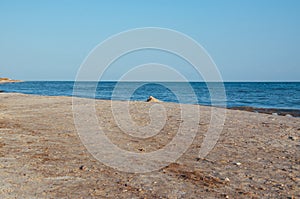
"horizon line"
14,80,300,83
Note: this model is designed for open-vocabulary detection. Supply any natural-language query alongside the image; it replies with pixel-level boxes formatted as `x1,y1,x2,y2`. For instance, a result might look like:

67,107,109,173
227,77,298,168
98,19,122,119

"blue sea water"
0,81,299,110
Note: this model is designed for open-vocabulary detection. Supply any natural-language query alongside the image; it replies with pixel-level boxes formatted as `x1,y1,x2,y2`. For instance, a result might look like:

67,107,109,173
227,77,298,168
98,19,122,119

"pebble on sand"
288,136,297,141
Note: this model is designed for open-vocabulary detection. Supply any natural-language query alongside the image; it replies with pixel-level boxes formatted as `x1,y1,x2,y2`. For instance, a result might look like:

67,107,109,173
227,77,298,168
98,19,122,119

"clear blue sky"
0,0,299,81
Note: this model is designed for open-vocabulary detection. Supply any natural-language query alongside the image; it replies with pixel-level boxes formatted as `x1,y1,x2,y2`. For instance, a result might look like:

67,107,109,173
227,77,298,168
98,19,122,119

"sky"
0,0,299,81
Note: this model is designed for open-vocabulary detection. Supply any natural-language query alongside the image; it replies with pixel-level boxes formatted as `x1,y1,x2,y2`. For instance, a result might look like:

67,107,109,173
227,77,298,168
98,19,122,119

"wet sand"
229,107,300,118
0,93,299,198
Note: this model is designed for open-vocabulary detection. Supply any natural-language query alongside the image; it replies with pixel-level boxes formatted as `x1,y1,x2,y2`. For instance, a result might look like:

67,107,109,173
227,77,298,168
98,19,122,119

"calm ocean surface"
1,81,299,110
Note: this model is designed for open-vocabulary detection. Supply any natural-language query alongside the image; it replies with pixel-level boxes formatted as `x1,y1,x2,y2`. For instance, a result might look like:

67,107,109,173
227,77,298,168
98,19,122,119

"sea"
1,81,299,112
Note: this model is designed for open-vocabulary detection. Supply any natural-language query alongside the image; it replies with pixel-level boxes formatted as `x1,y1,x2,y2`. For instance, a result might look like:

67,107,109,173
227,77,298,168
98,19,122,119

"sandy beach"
0,93,299,198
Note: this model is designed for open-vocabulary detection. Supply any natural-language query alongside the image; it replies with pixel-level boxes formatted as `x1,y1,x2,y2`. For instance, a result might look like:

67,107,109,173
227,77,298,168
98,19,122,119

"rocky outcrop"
146,96,161,102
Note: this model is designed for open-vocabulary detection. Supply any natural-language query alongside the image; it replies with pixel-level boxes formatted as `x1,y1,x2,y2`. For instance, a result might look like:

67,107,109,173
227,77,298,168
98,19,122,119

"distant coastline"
0,77,22,84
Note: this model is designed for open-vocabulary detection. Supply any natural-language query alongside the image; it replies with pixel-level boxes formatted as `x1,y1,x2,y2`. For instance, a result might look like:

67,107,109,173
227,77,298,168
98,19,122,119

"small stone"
221,193,229,198
224,177,230,182
79,165,88,170
272,113,278,116
288,136,297,141
287,197,294,199
285,114,293,117
235,162,242,166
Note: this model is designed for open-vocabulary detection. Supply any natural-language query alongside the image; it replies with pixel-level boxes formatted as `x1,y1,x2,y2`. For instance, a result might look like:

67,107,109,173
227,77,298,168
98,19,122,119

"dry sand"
0,93,299,198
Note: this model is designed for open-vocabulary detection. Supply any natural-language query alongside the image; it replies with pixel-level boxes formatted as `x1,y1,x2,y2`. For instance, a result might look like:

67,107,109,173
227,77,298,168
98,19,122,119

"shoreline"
1,90,299,117
228,106,300,117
